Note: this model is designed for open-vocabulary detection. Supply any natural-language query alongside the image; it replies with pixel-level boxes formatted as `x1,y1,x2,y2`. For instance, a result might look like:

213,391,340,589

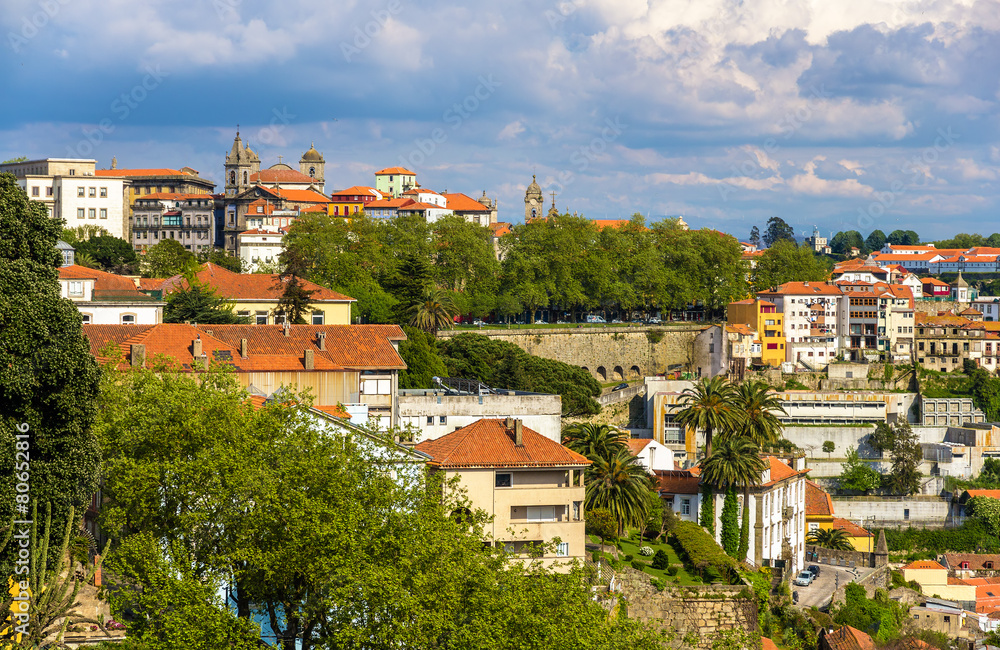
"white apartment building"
758,282,841,368
132,193,216,252
239,227,287,273
0,158,129,239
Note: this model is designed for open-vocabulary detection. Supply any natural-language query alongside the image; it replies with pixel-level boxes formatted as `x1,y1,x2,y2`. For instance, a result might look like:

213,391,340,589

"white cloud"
497,120,526,141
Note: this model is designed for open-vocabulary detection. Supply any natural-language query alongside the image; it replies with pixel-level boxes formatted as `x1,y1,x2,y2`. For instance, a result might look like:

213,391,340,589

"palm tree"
700,438,767,561
674,376,739,461
725,381,787,448
408,287,458,335
806,527,854,551
561,423,628,461
585,447,653,537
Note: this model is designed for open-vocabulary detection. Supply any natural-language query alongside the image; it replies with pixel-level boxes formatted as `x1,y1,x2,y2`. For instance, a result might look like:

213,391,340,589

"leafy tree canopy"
141,239,196,278
762,216,796,247
74,234,139,274
197,247,243,273
750,239,829,292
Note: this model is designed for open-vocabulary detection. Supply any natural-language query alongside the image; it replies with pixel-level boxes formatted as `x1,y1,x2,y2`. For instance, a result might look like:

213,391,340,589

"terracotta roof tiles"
415,419,591,468
822,625,876,650
655,469,701,495
805,480,834,517
251,168,317,184
442,192,491,212
375,167,416,175
59,265,156,299
901,560,946,571
159,263,353,302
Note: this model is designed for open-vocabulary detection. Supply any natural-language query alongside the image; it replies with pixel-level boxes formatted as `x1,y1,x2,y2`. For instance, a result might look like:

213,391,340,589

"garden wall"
616,568,757,650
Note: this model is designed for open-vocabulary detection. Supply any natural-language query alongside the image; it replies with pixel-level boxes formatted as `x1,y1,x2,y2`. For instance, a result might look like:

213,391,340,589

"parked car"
535,320,548,325
648,317,662,324
794,571,814,587
808,565,820,578
585,314,606,323
611,382,629,392
611,318,622,324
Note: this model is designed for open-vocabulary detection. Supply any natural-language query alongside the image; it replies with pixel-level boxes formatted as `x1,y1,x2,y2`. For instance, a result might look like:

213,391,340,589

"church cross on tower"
549,191,556,208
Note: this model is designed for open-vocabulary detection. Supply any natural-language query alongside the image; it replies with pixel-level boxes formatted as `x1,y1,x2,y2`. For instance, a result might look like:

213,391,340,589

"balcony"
782,506,795,520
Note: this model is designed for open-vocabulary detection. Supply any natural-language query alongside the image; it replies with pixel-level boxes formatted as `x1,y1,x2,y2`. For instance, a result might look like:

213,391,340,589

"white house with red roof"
443,191,497,227
59,264,164,324
415,418,590,569
626,438,674,472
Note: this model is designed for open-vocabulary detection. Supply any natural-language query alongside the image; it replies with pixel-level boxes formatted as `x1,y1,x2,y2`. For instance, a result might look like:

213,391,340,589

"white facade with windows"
59,268,163,325
239,228,286,273
397,389,563,443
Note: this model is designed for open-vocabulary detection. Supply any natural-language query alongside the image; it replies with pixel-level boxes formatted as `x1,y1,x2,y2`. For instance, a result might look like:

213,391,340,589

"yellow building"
830,518,875,552
328,185,382,217
901,560,976,602
415,418,591,570
727,299,785,366
158,263,354,325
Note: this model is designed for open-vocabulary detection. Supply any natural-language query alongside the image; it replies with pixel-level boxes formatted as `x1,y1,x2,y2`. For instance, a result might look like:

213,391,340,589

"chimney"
317,331,326,351
283,320,290,337
240,338,248,359
514,419,523,447
192,337,202,357
504,416,513,430
304,349,314,370
130,343,146,368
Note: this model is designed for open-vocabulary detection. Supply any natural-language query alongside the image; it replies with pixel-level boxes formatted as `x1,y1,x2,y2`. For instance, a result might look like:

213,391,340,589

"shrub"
650,577,666,591
624,554,634,562
631,559,645,571
652,549,670,570
670,520,739,583
666,566,679,576
608,558,624,571
639,546,654,557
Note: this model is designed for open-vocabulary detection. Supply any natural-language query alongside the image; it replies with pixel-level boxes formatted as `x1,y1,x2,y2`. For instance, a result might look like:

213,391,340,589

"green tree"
700,438,766,560
431,215,500,317
762,216,795,247
870,422,922,496
675,376,739,461
887,230,920,246
275,245,317,324
839,447,881,493
74,234,139,274
197,247,244,273
719,486,739,558
163,271,247,324
727,380,786,447
830,230,865,255
142,238,196,277
865,229,887,252
748,226,761,248
397,325,448,389
585,447,652,536
806,528,853,551
561,423,628,461
823,440,836,458
408,286,459,335
965,496,1000,536
586,507,618,551
682,229,748,318
750,240,828,292
0,172,101,568
1,156,27,163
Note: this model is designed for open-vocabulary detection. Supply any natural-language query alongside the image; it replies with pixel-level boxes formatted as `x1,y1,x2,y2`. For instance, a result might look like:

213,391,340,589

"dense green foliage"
719,486,739,558
806,528,853,551
275,245,317,324
762,216,795,248
397,325,448,389
585,508,618,548
196,247,243,273
141,238,196,277
869,421,922,495
965,496,1000,536
750,240,829,292
73,234,139,274
163,272,248,324
880,519,1000,554
669,521,739,583
838,446,882,493
439,333,601,415
284,211,751,322
0,172,101,578
833,584,907,644
969,365,1000,421
932,232,1000,249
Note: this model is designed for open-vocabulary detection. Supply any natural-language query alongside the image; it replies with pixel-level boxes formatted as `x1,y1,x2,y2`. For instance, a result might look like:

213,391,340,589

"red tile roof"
490,222,512,237
831,517,873,538
442,192,491,212
655,469,701,495
375,167,415,175
137,277,166,291
805,480,834,517
966,489,1000,499
590,219,631,230
901,560,945,571
271,188,331,204
312,404,351,419
761,282,843,296
330,186,381,198
921,277,952,287
401,187,441,196
367,198,411,209
415,419,591,469
397,200,444,212
626,439,654,455
251,168,317,184
943,553,1000,571
822,625,876,650
763,456,806,486
82,323,406,372
159,263,353,302
59,265,155,298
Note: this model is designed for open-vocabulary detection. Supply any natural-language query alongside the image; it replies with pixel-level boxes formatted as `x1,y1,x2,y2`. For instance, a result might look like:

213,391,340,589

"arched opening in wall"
596,366,607,381
629,365,641,379
613,365,624,381
581,366,590,376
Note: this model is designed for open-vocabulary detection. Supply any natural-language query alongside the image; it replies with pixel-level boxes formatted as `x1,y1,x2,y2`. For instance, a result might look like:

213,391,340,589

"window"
495,473,512,488
426,416,433,425
255,311,268,325
77,187,85,197
121,314,136,324
69,169,75,175
68,281,83,296
526,506,556,522
681,498,690,515
80,313,91,324
99,187,107,198
556,542,569,557
99,208,107,219
439,416,447,425
808,522,819,532
311,311,324,325
88,187,96,197
31,186,39,196
88,208,96,219
77,208,85,219
573,501,581,520
903,509,910,520
46,187,52,196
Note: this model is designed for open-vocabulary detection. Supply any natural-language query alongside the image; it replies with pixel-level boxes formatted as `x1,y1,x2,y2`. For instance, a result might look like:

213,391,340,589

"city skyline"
2,0,999,239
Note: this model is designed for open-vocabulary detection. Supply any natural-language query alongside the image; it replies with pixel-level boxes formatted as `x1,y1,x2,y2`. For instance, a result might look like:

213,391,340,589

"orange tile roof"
397,200,444,212
761,281,843,296
96,168,196,177
251,168,316,184
805,480,834,517
367,198,411,209
944,553,1000,571
590,219,631,230
915,312,970,327
415,419,591,468
762,639,779,650
763,456,806,486
490,222,511,237
137,277,166,291
822,625,876,650
272,188,331,204
159,263,353,302
375,167,415,175
726,323,756,336
442,192,491,212
966,489,1000,499
626,439,654,455
655,469,701,495
59,265,154,298
901,560,945,571
831,517,873,538
82,323,407,372
330,186,380,198
401,187,441,196
921,277,952,287
312,404,350,419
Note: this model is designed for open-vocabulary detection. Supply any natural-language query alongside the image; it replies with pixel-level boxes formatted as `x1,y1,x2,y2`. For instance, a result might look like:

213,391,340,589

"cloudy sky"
2,0,999,241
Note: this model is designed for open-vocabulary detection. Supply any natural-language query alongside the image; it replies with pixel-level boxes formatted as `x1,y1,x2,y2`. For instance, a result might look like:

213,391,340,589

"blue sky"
2,0,999,241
